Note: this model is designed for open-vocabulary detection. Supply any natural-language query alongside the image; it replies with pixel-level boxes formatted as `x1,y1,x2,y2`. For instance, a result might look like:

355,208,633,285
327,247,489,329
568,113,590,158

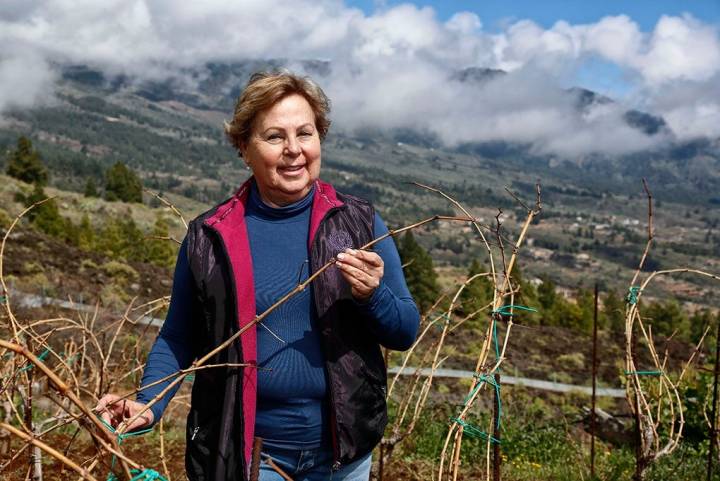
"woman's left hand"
336,248,384,302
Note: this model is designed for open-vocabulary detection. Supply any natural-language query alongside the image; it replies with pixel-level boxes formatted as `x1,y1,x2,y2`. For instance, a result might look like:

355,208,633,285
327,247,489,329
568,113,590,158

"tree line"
4,136,175,268
398,229,716,344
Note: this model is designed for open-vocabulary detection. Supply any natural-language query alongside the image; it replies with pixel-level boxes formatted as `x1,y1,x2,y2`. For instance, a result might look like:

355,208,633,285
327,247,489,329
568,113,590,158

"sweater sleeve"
136,237,196,424
355,213,421,351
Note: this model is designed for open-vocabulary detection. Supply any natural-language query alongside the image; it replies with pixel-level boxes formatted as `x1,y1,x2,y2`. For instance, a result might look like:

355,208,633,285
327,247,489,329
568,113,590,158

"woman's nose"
284,136,301,156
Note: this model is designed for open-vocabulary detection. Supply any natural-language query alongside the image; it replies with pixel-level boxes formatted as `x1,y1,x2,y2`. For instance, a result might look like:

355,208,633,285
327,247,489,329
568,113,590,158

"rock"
581,406,634,446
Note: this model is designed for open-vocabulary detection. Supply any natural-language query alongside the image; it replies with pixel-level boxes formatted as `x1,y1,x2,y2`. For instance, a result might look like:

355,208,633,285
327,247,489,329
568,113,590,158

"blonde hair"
224,70,331,155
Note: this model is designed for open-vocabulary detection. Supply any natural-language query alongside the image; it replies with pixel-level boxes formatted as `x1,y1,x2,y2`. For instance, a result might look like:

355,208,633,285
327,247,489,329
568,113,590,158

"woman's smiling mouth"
279,164,306,175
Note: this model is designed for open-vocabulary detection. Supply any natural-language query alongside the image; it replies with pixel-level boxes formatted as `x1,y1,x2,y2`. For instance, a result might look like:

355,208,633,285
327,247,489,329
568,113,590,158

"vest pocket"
185,408,221,475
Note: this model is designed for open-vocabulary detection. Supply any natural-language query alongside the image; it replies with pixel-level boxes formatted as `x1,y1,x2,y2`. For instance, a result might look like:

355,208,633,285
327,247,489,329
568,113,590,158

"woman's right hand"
95,394,154,433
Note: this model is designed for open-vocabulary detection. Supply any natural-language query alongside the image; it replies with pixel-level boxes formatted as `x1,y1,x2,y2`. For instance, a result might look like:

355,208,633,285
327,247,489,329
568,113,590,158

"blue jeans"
259,443,372,481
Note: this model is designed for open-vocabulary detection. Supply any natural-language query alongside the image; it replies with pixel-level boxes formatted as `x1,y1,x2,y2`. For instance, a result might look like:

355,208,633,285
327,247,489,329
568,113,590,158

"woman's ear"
238,139,251,163
238,144,252,170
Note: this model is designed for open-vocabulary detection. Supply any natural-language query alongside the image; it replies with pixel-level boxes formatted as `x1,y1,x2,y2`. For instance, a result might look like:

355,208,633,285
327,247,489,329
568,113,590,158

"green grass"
386,383,713,481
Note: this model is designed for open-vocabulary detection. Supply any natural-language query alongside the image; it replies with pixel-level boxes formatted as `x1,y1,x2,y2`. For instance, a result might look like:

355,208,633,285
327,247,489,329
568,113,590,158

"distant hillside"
38,62,720,205
0,61,718,307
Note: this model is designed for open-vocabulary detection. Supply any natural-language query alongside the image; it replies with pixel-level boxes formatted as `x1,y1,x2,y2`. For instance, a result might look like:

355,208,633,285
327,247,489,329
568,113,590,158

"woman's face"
241,93,321,207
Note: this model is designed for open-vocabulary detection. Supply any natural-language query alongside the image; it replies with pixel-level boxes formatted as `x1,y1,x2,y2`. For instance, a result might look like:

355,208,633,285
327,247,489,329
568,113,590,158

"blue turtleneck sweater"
138,183,420,448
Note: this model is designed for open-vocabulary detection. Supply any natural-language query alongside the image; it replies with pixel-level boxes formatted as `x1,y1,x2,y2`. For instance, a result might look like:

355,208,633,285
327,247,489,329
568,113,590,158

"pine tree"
77,214,95,251
147,216,177,268
25,183,64,237
644,300,691,340
554,298,583,331
84,178,99,198
397,231,440,313
6,136,48,185
96,217,125,258
690,310,718,347
458,259,493,316
603,289,626,333
536,275,585,330
121,217,146,260
537,276,558,316
575,287,595,332
105,161,142,203
508,263,539,324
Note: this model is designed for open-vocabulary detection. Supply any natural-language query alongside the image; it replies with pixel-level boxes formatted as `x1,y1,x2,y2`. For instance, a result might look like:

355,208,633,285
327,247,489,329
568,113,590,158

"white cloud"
0,1,718,155
582,15,643,65
647,74,720,139
639,15,720,85
446,11,482,34
0,48,56,114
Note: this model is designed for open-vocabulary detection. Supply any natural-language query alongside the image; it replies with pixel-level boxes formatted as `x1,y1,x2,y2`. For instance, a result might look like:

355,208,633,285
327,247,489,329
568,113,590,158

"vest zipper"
310,205,344,469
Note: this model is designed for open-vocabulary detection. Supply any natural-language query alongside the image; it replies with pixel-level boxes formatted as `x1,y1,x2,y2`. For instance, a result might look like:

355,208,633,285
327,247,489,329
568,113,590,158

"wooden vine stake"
623,180,719,481
437,183,542,481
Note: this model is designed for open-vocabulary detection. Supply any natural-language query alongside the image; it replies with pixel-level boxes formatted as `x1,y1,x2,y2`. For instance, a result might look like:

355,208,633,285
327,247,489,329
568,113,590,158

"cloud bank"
1,1,719,156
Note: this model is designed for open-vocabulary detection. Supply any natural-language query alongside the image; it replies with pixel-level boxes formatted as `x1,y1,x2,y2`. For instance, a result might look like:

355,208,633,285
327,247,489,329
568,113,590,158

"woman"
97,71,420,481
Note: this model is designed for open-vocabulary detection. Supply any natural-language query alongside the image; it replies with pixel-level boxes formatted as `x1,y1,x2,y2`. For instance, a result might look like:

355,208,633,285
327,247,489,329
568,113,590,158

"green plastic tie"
450,417,501,444
491,317,503,429
493,318,500,360
492,305,538,317
463,378,485,405
474,373,503,429
475,374,499,388
19,348,52,373
97,416,153,442
453,305,520,438
625,370,662,376
0,295,6,304
433,312,451,331
626,286,640,305
96,416,164,481
185,374,195,382
107,469,166,481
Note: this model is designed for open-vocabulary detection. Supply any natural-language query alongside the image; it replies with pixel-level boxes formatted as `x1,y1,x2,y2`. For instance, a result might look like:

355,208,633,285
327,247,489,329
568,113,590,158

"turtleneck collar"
247,178,315,220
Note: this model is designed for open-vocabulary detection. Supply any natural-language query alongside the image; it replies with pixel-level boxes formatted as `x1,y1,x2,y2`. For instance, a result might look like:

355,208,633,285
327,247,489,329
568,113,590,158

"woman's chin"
275,179,314,201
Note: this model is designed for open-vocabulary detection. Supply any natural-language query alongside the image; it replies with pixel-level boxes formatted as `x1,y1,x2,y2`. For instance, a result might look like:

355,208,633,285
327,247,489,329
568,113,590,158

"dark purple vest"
184,179,386,480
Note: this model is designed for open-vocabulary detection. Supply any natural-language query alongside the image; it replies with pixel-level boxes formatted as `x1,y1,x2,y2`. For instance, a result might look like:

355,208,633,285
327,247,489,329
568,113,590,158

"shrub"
101,260,139,285
6,136,48,186
105,161,142,203
557,352,586,371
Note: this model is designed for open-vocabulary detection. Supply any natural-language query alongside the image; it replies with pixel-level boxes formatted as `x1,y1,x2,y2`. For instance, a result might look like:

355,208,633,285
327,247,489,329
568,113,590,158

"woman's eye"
267,134,283,142
299,131,313,137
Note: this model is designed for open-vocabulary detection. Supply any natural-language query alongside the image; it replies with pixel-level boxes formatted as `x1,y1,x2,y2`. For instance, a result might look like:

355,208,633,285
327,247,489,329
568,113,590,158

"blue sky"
348,0,720,31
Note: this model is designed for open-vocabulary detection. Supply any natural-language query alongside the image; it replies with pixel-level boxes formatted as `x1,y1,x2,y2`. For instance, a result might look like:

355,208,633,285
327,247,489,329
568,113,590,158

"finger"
337,257,384,285
337,251,382,276
337,261,374,283
337,262,380,289
351,249,383,267
342,272,373,299
99,394,123,412
96,395,118,424
125,410,153,432
336,251,368,270
96,394,115,410
99,410,113,426
337,264,372,290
